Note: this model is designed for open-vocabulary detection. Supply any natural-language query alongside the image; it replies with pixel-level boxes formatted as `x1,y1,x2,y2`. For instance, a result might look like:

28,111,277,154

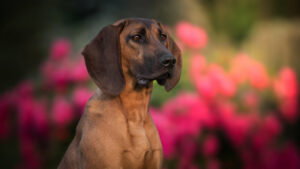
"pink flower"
263,114,281,138
41,60,73,91
252,114,282,150
179,138,197,160
51,66,72,91
32,100,49,137
242,91,259,108
70,58,89,82
151,92,209,157
207,64,236,97
16,95,49,138
224,115,254,147
191,62,236,98
274,67,298,122
41,61,55,86
150,108,176,158
72,87,93,113
230,53,270,90
176,21,207,49
162,92,204,136
17,98,35,130
274,67,298,99
194,75,217,99
50,39,71,60
247,60,269,89
279,99,298,122
198,106,217,129
51,96,74,127
177,139,198,169
202,134,219,157
260,148,280,169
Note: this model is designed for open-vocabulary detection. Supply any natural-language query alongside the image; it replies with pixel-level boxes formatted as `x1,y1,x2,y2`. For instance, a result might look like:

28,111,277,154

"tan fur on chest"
121,120,163,169
77,92,163,169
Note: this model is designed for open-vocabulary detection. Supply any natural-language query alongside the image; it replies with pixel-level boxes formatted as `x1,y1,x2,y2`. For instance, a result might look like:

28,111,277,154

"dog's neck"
118,72,153,125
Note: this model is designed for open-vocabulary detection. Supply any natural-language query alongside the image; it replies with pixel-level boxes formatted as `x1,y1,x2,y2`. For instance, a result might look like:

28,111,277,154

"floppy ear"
165,37,182,91
158,23,182,91
82,24,125,96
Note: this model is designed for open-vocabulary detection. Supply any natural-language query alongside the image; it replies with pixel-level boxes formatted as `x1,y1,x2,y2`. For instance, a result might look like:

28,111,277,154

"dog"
57,18,182,169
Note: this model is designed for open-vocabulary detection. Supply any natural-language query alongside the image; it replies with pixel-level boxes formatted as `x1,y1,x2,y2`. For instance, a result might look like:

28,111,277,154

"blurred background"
0,0,300,169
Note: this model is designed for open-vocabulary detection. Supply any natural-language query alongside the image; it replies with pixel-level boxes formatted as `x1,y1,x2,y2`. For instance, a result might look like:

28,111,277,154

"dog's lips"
156,73,170,85
136,72,170,86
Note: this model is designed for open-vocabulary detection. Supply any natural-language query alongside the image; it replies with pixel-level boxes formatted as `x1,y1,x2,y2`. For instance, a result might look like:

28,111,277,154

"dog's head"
82,18,182,96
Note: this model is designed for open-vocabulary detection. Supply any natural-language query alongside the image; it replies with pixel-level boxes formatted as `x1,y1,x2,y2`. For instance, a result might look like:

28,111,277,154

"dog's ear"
82,23,125,96
157,22,182,91
165,37,182,91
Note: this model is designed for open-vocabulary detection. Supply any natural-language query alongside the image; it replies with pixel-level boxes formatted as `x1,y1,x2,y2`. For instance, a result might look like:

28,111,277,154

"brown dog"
57,18,182,169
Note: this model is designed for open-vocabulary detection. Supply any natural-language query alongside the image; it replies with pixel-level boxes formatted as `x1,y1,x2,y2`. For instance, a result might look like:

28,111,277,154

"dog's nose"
159,55,176,67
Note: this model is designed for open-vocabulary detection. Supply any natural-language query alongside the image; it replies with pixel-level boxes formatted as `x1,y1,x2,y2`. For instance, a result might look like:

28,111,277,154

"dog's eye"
132,35,142,42
160,33,167,41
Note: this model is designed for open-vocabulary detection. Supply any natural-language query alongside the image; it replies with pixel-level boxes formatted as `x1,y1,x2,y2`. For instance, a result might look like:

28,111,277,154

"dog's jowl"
58,18,182,169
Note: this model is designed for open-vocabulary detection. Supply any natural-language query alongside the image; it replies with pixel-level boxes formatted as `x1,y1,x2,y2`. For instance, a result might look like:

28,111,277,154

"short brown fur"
58,18,181,169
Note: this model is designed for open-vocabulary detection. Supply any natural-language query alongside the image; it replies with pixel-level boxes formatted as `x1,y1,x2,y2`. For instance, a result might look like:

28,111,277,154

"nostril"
172,58,176,65
160,54,176,67
161,59,170,66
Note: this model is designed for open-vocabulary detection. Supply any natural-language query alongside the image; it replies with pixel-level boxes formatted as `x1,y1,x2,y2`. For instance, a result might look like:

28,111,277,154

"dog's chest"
121,121,162,169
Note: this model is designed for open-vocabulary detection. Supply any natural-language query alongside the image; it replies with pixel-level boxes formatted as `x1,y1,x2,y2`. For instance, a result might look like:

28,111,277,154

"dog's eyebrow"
130,27,146,35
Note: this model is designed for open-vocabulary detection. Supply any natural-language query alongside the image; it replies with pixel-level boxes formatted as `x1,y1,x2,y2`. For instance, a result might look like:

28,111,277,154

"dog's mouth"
136,71,170,86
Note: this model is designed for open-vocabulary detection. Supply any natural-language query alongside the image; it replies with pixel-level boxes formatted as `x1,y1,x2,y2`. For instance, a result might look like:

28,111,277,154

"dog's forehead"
128,18,156,28
119,18,160,31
